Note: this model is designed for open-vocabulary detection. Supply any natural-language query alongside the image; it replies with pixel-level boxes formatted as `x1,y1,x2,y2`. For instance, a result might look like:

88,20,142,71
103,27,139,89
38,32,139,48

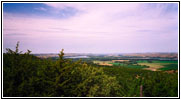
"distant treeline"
3,42,178,97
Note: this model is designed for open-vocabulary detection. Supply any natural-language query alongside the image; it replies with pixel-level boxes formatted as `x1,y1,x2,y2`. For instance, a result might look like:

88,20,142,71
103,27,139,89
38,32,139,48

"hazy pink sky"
3,3,178,53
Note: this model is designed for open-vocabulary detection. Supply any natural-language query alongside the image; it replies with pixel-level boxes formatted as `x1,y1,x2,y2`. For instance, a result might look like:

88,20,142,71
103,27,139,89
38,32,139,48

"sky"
3,3,178,54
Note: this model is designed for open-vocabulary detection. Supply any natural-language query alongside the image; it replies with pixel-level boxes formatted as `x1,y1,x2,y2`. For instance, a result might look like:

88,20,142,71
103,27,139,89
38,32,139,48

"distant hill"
123,53,178,58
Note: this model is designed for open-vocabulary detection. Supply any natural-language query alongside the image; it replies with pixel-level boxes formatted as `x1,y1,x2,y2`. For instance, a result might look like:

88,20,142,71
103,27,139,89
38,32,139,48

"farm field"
137,60,178,71
137,63,164,71
159,64,178,71
93,60,178,71
111,63,148,69
93,61,113,66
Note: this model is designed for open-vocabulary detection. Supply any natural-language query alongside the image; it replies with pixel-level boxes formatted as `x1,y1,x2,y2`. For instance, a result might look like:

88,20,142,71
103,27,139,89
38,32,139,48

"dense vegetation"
3,43,178,97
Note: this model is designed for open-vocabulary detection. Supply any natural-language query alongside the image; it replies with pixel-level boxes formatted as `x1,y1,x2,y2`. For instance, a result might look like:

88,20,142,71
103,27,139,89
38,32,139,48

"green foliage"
54,63,123,97
143,72,178,97
3,43,122,97
102,66,178,97
3,42,178,97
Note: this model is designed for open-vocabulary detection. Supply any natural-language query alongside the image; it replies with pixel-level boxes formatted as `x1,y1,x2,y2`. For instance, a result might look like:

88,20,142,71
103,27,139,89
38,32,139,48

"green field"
137,60,178,71
159,64,178,71
110,62,125,66
136,60,178,63
136,60,149,63
93,60,178,71
111,60,178,71
110,63,148,69
152,60,178,63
